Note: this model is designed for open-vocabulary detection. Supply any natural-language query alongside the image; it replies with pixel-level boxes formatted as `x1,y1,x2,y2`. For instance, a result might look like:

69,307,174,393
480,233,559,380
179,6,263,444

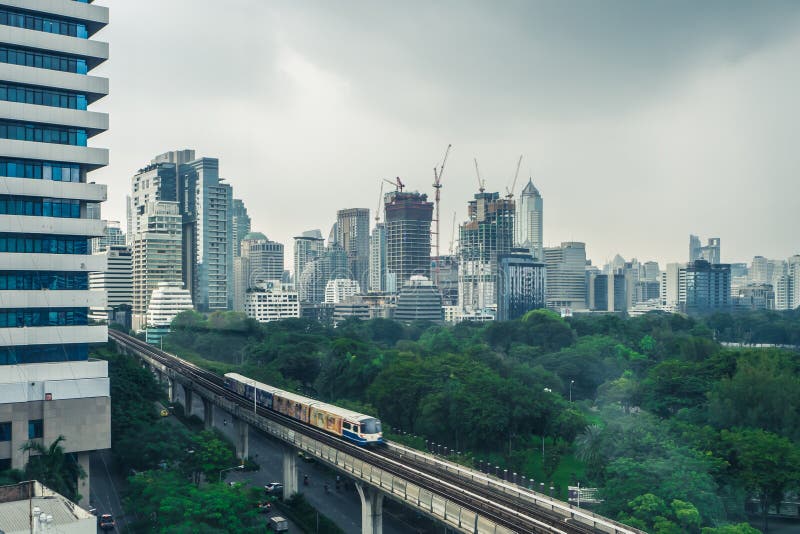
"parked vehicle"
264,482,284,494
269,516,289,532
98,514,115,530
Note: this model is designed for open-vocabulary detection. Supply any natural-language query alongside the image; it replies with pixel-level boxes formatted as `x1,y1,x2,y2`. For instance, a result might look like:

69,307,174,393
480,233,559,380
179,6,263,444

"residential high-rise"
127,160,179,238
394,276,443,323
689,235,721,264
515,178,543,260
294,230,324,284
240,232,284,289
458,192,515,312
660,262,684,310
437,255,459,306
178,156,232,312
679,260,731,314
91,220,125,253
231,198,251,258
298,245,347,304
336,208,370,290
89,245,132,325
384,191,433,288
324,278,361,304
496,249,546,321
0,0,111,500
131,201,184,331
368,223,387,292
544,242,587,311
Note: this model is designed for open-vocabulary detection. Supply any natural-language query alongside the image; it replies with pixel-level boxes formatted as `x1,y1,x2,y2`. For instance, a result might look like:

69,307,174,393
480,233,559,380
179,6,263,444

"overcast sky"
91,1,800,268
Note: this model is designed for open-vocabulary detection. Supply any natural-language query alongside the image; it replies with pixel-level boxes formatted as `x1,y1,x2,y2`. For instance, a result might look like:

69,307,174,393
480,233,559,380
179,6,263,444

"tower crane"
505,155,523,199
383,176,405,192
432,144,452,285
375,181,384,224
474,158,485,193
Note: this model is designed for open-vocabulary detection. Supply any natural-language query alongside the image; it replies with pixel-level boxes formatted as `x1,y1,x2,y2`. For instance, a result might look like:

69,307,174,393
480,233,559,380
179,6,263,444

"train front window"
362,419,381,434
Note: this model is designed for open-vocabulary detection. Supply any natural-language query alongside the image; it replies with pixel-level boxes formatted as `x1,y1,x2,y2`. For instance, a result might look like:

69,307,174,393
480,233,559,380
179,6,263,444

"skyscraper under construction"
458,192,515,312
384,191,433,289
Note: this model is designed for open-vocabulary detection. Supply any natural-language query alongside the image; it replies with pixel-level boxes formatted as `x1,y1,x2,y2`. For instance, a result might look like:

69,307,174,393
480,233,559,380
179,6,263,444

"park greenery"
154,308,800,533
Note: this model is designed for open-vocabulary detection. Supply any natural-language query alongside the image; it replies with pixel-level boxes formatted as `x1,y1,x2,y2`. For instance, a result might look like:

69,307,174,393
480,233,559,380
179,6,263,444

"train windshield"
362,418,382,434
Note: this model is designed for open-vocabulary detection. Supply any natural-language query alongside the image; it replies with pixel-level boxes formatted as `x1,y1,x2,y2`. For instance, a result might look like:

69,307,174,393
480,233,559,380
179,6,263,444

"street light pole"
218,464,244,483
569,380,574,403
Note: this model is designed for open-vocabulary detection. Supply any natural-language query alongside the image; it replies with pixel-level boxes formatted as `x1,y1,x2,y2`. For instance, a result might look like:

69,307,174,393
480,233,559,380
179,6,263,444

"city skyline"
91,0,800,267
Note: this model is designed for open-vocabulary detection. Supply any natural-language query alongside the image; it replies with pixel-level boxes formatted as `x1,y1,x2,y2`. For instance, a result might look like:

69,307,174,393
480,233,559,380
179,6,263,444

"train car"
223,372,383,446
224,373,277,410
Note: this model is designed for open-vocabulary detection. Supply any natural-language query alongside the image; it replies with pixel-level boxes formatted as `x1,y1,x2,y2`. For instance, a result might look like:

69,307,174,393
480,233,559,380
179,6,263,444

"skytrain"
223,373,383,446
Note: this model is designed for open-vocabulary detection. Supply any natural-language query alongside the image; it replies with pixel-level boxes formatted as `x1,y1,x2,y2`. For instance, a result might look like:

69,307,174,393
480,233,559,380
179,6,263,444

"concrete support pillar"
167,377,175,403
282,448,298,497
77,452,90,508
355,482,383,534
202,398,214,429
234,418,249,460
184,387,194,417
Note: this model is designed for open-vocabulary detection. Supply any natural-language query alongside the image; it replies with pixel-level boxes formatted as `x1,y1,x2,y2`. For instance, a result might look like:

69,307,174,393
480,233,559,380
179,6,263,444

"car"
98,514,115,530
264,482,284,494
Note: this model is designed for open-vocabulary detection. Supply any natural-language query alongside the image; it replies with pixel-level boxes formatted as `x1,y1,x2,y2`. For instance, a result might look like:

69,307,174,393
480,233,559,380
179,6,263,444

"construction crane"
474,158,485,193
432,144,452,285
375,181,384,224
383,176,405,192
505,155,523,199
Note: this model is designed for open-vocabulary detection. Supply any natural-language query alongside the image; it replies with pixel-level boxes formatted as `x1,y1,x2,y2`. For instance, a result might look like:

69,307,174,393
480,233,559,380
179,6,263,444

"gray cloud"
92,0,800,267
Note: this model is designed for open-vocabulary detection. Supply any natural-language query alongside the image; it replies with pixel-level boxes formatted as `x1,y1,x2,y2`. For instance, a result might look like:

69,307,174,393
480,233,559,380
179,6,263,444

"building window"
0,9,88,39
0,195,81,218
0,421,10,441
0,233,89,255
0,120,87,146
0,46,88,75
0,83,88,110
0,158,82,182
28,419,43,439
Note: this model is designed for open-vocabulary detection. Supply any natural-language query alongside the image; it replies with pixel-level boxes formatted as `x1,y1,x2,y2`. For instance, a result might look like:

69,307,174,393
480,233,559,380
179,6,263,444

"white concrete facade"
0,0,111,483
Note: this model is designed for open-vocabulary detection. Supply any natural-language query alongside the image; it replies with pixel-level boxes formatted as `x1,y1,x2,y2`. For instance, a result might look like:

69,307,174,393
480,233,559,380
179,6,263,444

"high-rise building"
298,245,348,304
496,249,546,321
385,191,433,288
689,235,721,264
177,157,232,312
145,281,193,344
131,201,184,331
368,223,387,292
458,192,515,311
336,208,370,290
689,234,702,262
660,263,684,310
0,0,110,500
231,198,250,258
127,160,179,237
544,242,587,311
91,220,125,253
515,178,543,260
294,230,324,284
679,260,731,314
394,276,443,323
89,245,132,325
245,281,300,323
436,255,459,306
324,278,361,304
734,284,775,311
240,232,284,289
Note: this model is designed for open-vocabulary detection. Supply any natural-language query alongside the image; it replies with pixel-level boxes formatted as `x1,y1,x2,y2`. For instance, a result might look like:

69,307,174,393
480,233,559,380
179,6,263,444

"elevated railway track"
108,329,643,534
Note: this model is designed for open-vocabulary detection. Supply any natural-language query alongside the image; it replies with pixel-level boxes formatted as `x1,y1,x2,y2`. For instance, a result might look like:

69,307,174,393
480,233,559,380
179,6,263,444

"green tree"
720,428,800,532
21,436,85,502
181,430,239,485
127,470,259,532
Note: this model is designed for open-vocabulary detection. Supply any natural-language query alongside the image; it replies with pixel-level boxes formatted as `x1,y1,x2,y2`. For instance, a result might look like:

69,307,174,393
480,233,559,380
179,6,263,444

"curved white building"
146,282,193,328
324,278,361,304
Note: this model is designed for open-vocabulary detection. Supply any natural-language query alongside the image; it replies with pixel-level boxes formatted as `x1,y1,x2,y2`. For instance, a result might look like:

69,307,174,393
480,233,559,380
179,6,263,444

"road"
211,404,437,534
90,449,127,533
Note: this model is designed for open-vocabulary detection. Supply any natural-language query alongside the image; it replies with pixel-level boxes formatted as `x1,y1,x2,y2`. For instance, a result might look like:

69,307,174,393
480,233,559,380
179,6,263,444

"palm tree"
21,435,86,502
